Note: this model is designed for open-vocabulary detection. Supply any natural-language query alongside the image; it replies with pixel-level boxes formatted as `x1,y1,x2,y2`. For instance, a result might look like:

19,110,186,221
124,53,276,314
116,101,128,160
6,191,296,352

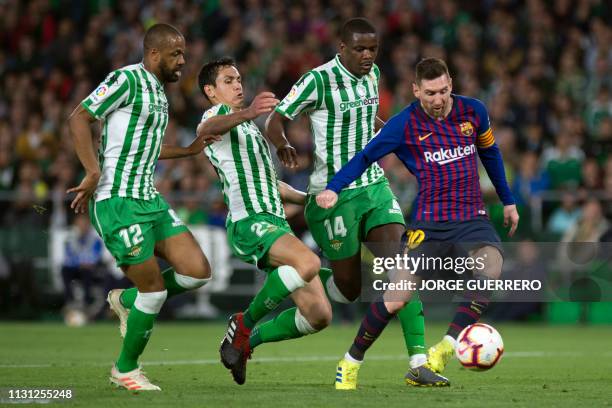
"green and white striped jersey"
275,54,384,193
202,104,285,223
81,63,169,202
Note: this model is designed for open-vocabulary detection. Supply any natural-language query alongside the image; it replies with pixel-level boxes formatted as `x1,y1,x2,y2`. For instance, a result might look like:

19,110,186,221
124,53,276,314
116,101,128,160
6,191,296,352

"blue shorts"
401,217,502,276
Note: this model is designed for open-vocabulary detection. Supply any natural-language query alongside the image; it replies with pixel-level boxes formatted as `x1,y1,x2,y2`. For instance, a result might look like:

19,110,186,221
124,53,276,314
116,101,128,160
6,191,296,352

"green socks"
249,307,303,348
398,294,426,357
243,266,305,329
116,290,167,373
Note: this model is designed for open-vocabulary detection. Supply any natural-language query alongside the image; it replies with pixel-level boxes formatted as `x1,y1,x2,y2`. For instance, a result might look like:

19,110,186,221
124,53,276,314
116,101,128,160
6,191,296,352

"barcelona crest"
460,122,474,136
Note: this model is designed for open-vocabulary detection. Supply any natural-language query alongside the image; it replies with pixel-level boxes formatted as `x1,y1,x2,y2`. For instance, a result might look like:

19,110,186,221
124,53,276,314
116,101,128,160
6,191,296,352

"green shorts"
305,178,405,260
90,195,188,266
227,212,293,270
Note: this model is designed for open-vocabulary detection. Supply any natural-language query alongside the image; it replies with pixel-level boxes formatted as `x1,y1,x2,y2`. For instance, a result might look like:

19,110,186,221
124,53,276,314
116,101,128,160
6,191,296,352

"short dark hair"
143,23,183,51
415,58,450,84
197,57,237,102
340,18,377,43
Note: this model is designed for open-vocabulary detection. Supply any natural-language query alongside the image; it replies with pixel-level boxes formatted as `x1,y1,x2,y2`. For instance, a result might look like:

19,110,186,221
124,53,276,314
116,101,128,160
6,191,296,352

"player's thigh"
290,275,332,328
304,192,362,260
228,213,301,270
366,223,406,258
267,233,321,281
151,197,211,279
155,230,211,279
90,197,157,269
121,257,164,292
362,180,406,250
457,218,504,279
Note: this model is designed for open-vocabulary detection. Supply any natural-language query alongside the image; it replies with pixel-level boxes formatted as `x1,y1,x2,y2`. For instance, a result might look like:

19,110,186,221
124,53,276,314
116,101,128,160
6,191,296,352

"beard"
159,60,181,83
426,103,447,119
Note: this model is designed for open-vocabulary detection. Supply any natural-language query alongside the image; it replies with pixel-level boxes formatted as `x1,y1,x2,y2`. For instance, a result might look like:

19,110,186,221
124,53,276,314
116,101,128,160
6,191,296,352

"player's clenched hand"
316,190,338,209
245,92,280,119
277,144,297,168
503,204,520,237
67,172,100,214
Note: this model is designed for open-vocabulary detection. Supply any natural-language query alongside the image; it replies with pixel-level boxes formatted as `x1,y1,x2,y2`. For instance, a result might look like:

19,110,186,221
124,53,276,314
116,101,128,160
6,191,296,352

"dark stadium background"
0,0,610,326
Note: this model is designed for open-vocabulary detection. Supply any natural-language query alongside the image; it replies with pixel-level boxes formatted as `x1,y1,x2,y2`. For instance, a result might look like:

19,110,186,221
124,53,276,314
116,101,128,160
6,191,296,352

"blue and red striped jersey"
326,94,515,222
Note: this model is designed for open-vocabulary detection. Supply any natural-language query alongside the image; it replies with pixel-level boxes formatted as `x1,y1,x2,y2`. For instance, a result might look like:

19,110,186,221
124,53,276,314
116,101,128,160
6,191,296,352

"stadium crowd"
0,0,610,314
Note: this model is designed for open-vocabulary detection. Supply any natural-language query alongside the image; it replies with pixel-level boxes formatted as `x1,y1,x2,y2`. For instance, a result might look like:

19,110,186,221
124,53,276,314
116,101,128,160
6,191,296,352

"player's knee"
294,252,321,282
179,253,212,280
472,246,503,280
174,272,211,290
312,303,332,330
195,256,213,280
298,303,331,332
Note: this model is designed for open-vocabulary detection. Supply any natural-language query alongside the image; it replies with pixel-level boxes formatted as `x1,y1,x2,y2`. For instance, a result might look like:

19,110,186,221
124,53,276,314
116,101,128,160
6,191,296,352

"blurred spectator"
541,130,584,189
547,192,581,236
0,146,15,191
562,199,610,243
511,151,550,206
15,113,56,163
580,157,603,191
61,214,104,309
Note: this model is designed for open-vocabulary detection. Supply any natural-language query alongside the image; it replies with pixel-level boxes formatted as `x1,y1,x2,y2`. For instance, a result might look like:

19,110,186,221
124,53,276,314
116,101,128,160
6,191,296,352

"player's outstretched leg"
429,246,501,373
219,264,308,385
335,300,402,390
396,296,449,386
397,293,429,372
110,258,166,391
327,222,432,387
367,224,431,377
220,234,330,385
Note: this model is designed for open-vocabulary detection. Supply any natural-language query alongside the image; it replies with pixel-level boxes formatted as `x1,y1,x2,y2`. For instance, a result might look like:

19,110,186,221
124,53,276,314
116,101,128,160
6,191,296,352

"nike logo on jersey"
424,144,476,165
418,132,432,141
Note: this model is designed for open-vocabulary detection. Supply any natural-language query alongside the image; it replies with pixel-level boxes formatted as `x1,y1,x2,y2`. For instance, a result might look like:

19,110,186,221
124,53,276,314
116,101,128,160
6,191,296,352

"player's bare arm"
197,91,279,137
375,116,385,131
158,133,222,160
278,181,306,205
265,111,298,168
67,104,100,214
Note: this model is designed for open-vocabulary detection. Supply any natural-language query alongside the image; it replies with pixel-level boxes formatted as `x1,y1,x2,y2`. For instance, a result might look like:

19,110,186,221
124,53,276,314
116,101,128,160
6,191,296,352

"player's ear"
448,76,453,92
148,48,161,63
204,85,215,101
412,82,419,98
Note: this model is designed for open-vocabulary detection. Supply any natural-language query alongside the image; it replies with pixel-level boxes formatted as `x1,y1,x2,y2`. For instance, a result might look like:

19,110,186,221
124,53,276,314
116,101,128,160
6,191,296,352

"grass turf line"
0,322,611,408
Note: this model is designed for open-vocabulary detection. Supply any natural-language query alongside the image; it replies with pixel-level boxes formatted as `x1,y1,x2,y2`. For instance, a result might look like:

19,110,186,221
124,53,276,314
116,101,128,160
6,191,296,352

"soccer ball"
455,323,504,370
64,308,87,327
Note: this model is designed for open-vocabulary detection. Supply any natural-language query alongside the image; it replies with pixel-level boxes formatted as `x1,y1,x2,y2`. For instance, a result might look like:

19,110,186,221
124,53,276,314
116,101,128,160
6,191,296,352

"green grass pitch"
1,321,611,407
